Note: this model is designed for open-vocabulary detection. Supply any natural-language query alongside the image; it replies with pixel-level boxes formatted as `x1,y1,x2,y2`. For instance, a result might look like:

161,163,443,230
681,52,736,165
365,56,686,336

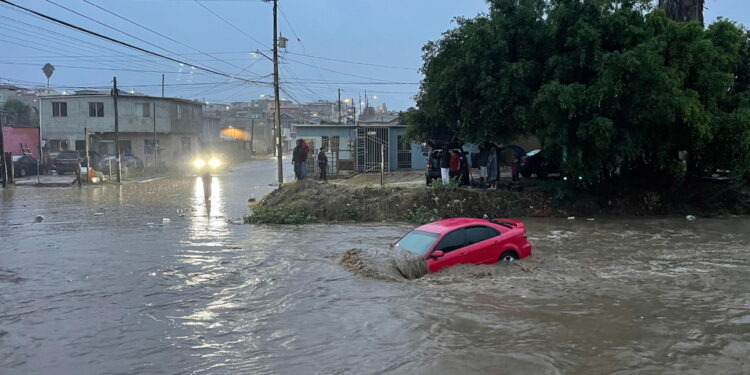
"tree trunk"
658,0,705,24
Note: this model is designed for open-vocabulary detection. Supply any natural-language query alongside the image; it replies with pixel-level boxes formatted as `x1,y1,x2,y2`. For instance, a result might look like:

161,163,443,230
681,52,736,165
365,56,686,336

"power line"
81,0,250,73
278,5,332,92
0,0,271,86
193,0,267,49
285,51,417,71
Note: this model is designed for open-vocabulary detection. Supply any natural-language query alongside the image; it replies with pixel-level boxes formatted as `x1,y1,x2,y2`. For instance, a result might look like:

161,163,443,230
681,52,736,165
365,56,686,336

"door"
427,228,467,273
462,226,502,265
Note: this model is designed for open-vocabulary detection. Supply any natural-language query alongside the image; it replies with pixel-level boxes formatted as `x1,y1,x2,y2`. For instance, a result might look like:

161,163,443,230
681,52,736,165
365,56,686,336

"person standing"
478,143,489,187
449,149,460,181
487,143,498,189
460,151,470,186
439,145,450,184
292,139,306,180
317,147,328,181
300,139,310,179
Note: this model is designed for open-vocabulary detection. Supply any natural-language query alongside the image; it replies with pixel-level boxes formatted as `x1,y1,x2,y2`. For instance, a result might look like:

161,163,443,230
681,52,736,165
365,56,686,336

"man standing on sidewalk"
317,147,328,181
440,144,450,184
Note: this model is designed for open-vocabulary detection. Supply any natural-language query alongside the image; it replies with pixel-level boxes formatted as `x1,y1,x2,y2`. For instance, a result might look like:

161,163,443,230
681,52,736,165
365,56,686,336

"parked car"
393,217,532,273
53,151,82,175
12,155,38,177
519,149,559,178
98,155,144,173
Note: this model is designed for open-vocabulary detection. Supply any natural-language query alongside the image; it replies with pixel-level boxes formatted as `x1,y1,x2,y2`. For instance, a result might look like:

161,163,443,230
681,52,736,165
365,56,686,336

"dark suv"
425,148,444,185
53,151,82,175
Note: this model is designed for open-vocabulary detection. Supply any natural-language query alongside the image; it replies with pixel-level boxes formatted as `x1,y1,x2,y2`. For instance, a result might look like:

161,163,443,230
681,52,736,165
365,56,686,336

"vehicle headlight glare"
193,159,206,168
208,158,221,168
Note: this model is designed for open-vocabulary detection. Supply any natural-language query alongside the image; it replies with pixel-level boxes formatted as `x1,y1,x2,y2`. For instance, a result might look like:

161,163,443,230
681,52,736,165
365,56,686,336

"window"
181,137,191,154
465,226,499,245
88,102,104,117
144,139,159,154
52,102,67,117
321,135,340,152
139,103,150,118
434,229,466,253
396,230,439,255
177,104,182,119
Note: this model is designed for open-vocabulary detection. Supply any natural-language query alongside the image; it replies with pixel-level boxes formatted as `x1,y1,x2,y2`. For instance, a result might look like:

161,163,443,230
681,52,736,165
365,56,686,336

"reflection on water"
2,166,750,374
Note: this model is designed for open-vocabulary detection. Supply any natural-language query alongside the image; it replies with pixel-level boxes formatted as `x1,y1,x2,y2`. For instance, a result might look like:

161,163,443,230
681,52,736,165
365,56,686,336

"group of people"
292,139,328,181
438,142,518,189
438,145,471,186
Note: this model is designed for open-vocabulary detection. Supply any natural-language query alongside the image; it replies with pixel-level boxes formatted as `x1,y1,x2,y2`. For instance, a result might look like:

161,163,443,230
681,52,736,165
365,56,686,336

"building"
294,117,427,174
40,91,203,168
202,102,274,157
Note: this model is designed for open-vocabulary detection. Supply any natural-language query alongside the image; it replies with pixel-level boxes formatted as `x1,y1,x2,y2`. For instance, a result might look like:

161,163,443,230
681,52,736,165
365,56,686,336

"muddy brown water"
2,159,750,374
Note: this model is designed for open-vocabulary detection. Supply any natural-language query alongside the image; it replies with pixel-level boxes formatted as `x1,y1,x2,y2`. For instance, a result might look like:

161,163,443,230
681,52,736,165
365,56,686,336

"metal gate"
356,127,389,172
397,136,411,169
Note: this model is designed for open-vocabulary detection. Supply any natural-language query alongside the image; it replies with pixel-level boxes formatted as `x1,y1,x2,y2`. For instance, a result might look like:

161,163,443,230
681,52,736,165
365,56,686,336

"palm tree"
658,0,705,24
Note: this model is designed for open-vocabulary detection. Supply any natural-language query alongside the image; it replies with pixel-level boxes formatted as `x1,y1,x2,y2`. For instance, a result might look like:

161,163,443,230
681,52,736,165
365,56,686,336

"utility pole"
338,88,341,124
272,0,283,185
113,76,121,183
250,118,255,156
161,74,165,97
84,127,89,170
153,101,157,169
0,114,6,187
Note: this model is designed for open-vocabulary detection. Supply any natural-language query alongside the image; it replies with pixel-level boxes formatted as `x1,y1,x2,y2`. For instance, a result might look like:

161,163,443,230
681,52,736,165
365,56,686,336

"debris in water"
162,218,171,224
586,218,595,221
94,212,104,216
248,198,256,203
34,215,44,223
567,216,576,220
686,215,696,221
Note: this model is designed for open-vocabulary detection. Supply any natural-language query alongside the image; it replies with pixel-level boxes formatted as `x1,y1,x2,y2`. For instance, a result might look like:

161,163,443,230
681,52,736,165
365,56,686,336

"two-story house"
40,91,203,167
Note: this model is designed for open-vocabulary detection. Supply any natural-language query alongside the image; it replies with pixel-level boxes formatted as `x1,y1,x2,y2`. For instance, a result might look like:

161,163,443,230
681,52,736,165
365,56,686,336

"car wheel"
19,168,27,177
499,251,518,263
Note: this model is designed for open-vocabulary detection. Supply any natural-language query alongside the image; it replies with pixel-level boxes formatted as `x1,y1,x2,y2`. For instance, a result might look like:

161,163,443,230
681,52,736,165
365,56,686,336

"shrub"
243,206,317,224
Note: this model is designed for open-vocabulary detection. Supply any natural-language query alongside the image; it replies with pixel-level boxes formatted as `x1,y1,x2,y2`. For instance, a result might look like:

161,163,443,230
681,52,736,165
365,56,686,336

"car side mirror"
432,250,444,258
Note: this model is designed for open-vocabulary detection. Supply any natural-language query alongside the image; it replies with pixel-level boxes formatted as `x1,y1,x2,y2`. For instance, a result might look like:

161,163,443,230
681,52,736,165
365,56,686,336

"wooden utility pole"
338,88,342,124
0,114,6,187
273,0,283,184
153,101,157,169
113,76,121,183
161,74,165,97
380,143,384,187
250,118,255,156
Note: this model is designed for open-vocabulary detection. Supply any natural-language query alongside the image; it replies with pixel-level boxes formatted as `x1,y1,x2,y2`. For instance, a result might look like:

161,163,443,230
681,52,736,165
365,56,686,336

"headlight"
193,159,206,168
208,158,221,168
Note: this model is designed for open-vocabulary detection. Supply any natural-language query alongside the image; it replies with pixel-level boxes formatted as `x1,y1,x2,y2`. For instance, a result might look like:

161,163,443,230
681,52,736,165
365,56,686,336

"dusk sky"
0,0,747,111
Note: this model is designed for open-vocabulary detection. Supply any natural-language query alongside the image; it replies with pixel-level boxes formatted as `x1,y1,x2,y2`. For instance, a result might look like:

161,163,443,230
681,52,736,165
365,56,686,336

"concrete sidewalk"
13,175,77,187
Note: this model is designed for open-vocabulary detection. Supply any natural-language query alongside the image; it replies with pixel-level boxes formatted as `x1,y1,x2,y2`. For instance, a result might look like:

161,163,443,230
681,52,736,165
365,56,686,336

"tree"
42,63,54,88
2,99,33,126
406,0,750,187
658,0,705,24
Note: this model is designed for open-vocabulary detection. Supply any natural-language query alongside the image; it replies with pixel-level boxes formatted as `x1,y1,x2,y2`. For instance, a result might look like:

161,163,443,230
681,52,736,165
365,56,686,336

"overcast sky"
0,0,747,111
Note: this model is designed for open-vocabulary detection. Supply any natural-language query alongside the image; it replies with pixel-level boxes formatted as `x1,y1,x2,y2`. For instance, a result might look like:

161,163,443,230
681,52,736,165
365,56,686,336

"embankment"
252,179,750,223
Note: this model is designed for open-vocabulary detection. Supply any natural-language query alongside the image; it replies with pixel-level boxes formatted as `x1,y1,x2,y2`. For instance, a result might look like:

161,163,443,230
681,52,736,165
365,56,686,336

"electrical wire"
193,0,268,49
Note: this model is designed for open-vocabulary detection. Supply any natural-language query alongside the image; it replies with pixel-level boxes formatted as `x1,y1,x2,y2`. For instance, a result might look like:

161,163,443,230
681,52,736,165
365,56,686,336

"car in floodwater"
393,218,532,273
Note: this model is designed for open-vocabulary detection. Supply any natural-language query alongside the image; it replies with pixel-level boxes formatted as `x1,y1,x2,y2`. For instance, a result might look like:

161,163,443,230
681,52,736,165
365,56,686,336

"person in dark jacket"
440,145,450,184
292,139,307,180
478,143,490,187
317,147,328,181
460,151,470,186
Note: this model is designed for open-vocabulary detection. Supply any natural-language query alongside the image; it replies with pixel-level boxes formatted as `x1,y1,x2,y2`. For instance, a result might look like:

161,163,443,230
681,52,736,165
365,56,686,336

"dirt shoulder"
253,178,750,223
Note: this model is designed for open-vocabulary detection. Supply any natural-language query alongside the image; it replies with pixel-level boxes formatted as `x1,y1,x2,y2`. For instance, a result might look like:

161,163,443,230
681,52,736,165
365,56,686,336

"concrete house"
40,91,202,167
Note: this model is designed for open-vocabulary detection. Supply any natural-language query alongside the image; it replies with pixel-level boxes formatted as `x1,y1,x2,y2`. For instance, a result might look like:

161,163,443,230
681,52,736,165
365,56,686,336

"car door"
426,228,467,273
462,226,502,265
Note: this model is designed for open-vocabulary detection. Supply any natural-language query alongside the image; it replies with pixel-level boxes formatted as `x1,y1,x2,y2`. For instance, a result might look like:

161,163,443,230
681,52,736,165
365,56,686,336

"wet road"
1,157,749,374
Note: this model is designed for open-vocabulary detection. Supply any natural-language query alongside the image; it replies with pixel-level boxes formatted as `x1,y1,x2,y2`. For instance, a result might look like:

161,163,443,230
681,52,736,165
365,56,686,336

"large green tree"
404,0,750,186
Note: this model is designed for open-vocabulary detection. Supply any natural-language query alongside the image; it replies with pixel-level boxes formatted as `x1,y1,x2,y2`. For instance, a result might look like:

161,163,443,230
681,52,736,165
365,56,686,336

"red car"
394,218,532,273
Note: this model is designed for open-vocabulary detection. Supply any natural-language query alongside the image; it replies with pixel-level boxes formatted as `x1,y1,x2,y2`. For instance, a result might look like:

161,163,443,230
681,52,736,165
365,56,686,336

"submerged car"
393,217,532,273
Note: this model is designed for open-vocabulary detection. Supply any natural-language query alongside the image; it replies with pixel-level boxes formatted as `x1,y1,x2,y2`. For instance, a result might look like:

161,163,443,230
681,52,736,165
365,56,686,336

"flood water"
2,158,749,374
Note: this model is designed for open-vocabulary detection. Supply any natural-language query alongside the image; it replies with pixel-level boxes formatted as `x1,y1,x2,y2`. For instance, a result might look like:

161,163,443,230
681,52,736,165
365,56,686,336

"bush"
538,180,579,201
243,206,317,224
404,206,436,224
430,177,460,190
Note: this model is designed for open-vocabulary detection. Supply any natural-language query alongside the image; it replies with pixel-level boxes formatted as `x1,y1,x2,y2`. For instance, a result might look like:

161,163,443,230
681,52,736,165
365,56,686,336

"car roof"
416,218,496,234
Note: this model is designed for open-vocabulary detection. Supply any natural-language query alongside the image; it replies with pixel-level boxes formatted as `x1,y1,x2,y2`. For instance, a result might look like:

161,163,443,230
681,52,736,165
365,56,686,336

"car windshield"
396,230,439,255
58,152,79,159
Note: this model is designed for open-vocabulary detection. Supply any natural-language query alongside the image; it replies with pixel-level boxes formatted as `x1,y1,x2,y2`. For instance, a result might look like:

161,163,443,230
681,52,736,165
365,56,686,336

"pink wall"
1,127,40,158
